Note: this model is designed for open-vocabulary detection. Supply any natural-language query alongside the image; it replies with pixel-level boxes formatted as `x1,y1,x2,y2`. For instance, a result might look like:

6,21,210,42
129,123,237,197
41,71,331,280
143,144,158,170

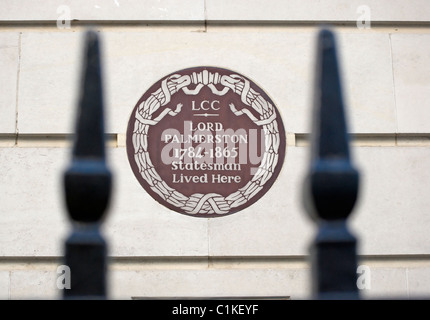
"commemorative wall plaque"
126,67,286,217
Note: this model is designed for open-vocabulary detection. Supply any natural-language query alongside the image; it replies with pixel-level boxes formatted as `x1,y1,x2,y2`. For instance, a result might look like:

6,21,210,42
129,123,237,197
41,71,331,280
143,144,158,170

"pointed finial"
64,30,112,223
74,30,105,160
303,28,359,221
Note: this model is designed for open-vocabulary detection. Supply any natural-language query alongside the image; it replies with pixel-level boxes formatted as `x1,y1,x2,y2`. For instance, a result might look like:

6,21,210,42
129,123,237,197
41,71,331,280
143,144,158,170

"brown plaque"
126,67,286,218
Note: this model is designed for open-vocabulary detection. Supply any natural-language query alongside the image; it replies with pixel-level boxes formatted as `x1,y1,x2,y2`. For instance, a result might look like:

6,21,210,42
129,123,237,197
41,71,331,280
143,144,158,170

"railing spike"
74,30,106,160
62,29,112,299
303,27,360,300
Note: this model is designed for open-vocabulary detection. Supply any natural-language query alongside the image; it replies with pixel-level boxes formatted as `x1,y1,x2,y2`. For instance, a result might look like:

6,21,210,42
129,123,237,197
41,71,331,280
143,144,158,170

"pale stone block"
0,33,19,134
109,268,309,300
10,269,59,299
0,148,70,256
206,0,430,23
391,34,430,133
351,147,430,255
1,0,205,22
407,267,430,298
336,33,396,134
3,0,429,23
0,271,10,299
18,32,81,134
358,267,408,299
18,31,396,135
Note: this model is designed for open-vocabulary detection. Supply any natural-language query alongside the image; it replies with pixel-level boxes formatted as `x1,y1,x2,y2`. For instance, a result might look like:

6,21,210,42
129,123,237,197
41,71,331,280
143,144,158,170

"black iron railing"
302,28,360,300
62,30,112,299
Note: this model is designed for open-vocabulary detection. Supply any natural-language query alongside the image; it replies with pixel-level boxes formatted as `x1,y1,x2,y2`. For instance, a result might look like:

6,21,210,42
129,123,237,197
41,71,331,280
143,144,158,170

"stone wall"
1,0,430,299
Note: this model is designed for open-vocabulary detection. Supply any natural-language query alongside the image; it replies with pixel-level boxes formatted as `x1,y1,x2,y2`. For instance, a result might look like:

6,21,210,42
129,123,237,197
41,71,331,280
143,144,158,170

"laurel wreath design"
131,70,281,215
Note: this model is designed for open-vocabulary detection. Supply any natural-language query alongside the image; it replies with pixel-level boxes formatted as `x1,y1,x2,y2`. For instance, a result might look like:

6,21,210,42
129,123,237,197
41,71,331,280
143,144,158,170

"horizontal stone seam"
3,133,430,148
0,254,430,263
296,133,430,147
1,20,430,28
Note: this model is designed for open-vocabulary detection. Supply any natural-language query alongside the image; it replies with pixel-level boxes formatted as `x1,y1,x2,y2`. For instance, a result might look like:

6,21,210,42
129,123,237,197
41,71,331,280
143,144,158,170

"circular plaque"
126,67,286,217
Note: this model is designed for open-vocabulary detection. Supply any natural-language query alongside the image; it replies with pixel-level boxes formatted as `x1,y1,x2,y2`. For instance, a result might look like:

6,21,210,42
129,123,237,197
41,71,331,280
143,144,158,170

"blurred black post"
62,30,112,299
303,28,360,300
